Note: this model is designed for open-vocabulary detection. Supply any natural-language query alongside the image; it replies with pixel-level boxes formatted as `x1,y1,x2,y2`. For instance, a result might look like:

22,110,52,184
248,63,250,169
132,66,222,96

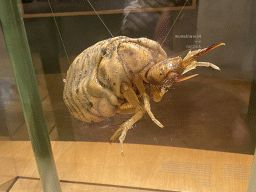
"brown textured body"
63,36,166,123
64,36,224,152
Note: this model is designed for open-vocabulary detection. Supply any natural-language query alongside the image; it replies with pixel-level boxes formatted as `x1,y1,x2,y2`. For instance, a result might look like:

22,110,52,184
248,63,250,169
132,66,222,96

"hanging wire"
47,0,71,65
86,0,114,38
47,0,189,64
161,0,189,46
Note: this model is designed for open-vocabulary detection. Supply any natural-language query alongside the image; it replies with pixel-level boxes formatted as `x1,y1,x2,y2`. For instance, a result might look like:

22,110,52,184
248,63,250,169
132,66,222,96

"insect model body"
63,36,224,152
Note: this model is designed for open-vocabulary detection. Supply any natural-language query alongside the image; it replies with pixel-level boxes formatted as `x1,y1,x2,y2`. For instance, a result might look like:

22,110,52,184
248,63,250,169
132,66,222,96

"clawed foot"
109,110,145,154
109,125,129,154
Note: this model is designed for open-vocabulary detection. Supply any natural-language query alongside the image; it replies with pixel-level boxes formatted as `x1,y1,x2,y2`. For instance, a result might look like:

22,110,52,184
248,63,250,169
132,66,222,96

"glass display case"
0,0,255,191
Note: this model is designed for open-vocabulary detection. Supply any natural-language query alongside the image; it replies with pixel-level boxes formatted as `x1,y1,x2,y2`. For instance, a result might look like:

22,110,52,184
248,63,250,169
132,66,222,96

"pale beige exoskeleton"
63,36,224,153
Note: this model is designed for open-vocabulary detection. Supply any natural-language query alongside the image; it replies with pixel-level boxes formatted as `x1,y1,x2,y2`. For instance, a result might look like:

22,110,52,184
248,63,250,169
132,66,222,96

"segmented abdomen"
63,37,125,122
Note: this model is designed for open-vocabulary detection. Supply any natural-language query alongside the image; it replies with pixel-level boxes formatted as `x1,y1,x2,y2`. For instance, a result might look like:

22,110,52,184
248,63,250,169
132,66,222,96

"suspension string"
86,0,114,38
47,0,71,65
161,0,189,46
48,0,188,60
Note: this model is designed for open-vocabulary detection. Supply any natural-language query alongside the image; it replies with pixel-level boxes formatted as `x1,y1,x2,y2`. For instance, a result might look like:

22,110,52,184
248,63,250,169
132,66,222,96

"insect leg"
182,61,220,75
191,61,220,70
117,103,136,114
110,110,145,153
183,49,202,60
133,75,164,128
110,82,145,153
150,85,166,103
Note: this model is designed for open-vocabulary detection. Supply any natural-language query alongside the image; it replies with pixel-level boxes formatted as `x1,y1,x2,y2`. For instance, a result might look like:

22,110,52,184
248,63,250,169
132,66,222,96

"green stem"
0,1,62,191
248,147,256,192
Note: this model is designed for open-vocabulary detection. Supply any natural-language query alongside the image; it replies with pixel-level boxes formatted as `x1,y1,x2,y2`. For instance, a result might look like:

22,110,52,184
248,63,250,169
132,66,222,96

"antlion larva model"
63,36,225,152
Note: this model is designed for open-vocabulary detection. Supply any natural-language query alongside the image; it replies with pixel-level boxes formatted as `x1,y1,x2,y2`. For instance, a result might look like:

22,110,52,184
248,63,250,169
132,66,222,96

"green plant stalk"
0,1,62,191
248,147,256,192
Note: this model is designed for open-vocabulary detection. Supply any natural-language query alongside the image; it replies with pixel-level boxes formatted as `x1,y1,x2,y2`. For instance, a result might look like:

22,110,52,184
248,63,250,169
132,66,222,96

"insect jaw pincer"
179,43,225,78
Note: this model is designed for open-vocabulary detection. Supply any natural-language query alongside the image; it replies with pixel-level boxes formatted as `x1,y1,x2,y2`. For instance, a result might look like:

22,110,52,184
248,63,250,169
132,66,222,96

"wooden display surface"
0,141,253,191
